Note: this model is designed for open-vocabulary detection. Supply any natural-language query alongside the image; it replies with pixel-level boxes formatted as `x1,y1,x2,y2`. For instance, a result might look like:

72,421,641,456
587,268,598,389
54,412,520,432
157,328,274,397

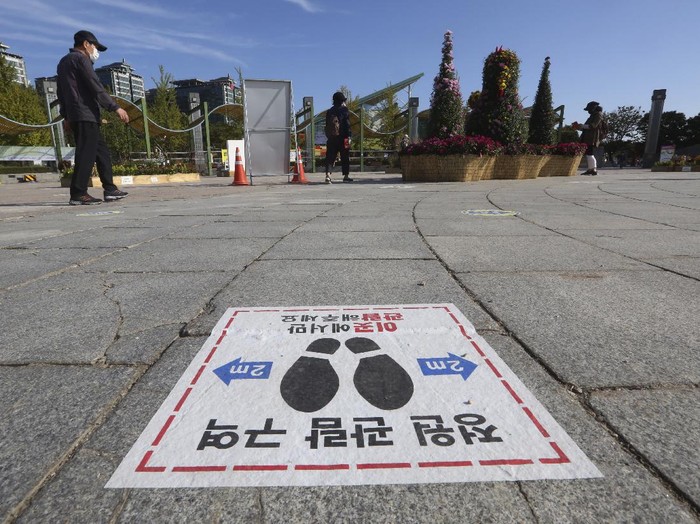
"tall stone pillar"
642,89,666,168
189,93,206,173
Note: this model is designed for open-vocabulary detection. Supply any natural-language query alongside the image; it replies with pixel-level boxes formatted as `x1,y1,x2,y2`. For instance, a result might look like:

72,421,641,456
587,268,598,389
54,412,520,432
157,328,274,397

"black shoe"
104,189,128,201
342,176,354,183
69,194,102,206
581,169,597,176
590,170,598,176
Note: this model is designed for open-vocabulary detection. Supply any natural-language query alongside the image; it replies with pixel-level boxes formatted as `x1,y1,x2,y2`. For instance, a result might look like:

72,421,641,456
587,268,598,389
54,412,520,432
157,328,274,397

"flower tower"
528,57,556,145
427,30,464,139
465,46,528,146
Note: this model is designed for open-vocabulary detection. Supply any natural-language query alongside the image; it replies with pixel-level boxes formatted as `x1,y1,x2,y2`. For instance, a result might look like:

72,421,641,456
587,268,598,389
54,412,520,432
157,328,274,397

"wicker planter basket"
492,155,548,180
401,154,495,182
538,155,583,177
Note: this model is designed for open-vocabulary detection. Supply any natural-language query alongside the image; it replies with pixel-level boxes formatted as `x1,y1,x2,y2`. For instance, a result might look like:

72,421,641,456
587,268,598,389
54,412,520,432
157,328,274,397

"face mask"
89,47,99,63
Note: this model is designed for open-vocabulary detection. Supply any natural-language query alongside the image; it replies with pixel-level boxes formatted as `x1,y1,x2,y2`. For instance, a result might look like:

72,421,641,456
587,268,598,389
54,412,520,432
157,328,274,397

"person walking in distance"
324,91,352,184
57,30,130,205
573,101,606,176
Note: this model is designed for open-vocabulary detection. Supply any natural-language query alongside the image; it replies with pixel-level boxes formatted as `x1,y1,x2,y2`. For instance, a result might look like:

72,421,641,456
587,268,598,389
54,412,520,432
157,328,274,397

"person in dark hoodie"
573,101,605,176
57,30,130,205
324,91,353,184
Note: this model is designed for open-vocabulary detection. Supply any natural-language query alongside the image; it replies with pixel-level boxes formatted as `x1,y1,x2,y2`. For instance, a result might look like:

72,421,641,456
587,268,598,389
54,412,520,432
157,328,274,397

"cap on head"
584,101,599,112
332,91,347,104
74,30,107,52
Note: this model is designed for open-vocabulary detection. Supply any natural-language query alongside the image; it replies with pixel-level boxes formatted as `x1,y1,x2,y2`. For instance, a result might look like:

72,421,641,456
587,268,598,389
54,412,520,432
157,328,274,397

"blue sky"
1,0,699,126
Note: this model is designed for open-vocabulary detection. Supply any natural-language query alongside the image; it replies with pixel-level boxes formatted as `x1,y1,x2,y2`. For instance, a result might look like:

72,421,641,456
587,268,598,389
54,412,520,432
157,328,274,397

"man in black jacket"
324,91,352,184
57,30,130,205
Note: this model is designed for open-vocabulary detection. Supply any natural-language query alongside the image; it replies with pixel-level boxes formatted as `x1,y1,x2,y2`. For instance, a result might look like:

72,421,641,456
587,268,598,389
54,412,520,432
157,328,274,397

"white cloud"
91,0,180,19
283,0,322,14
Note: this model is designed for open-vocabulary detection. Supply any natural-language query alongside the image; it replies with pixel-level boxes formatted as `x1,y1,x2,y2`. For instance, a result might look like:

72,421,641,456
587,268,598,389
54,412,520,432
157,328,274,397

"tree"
427,30,464,138
605,106,643,143
602,105,644,157
528,57,556,145
148,65,189,155
101,110,143,163
465,46,528,146
0,56,51,146
376,89,406,150
209,120,243,151
639,111,689,150
685,113,700,147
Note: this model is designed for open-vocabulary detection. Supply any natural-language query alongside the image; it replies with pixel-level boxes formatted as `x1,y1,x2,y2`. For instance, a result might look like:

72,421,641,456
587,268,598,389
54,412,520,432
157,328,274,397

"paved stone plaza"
0,169,698,523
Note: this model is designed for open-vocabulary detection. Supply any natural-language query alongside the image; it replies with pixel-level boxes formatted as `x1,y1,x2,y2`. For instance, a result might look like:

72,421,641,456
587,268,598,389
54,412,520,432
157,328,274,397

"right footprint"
346,337,414,410
280,338,341,413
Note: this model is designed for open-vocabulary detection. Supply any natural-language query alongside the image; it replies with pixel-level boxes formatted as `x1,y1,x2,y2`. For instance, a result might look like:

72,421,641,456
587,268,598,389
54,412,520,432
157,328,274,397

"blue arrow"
213,357,273,385
418,353,477,381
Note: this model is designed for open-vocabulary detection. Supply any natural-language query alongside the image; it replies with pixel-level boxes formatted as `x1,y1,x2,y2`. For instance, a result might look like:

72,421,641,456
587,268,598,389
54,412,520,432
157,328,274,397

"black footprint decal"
346,337,414,410
280,338,341,413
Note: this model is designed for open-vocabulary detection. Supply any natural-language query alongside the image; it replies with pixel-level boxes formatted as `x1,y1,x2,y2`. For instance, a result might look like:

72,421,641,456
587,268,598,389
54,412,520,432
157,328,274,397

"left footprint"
346,337,414,410
280,338,341,413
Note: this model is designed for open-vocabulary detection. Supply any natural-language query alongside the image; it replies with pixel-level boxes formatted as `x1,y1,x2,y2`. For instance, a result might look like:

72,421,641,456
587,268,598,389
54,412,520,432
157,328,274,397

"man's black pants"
70,121,117,197
325,136,350,176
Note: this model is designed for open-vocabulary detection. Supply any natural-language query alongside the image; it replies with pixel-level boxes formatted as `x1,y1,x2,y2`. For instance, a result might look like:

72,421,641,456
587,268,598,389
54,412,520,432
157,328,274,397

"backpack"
599,118,609,140
325,110,340,139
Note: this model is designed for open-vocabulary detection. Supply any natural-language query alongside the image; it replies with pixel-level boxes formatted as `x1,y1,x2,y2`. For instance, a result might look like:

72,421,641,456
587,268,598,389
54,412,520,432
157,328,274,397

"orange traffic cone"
231,147,249,186
290,148,309,184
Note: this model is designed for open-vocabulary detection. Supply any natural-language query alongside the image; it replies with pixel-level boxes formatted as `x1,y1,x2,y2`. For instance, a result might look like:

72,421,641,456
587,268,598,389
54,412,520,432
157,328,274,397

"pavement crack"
412,195,700,518
108,488,131,524
580,390,700,518
3,363,148,524
516,482,540,523
487,188,700,283
256,490,265,523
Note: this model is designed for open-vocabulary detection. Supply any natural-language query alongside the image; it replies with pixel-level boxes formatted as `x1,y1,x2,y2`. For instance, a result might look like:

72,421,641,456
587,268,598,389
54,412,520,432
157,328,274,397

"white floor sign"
107,304,601,488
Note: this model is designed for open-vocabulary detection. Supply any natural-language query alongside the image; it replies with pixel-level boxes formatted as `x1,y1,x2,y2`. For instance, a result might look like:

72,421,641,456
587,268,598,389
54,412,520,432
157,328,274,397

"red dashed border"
136,305,570,474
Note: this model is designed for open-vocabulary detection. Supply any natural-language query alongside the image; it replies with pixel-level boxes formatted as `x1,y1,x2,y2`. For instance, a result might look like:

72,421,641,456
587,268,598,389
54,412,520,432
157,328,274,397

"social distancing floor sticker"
106,304,601,488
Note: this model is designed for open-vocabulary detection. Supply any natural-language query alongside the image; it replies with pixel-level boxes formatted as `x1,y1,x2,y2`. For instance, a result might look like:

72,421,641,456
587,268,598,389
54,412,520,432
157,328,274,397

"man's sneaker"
342,176,354,183
581,169,597,176
69,194,102,206
325,175,332,184
104,189,128,201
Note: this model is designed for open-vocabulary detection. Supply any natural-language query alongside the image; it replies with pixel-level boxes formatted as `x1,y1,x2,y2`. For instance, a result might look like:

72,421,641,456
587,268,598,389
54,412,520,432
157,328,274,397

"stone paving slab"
0,365,137,519
480,332,697,523
0,270,233,365
429,235,648,272
589,388,700,507
104,272,236,337
83,238,278,273
183,259,500,336
296,215,416,232
261,231,434,260
561,228,700,259
0,246,115,289
0,271,121,364
0,226,69,248
455,270,700,387
17,226,166,249
164,221,301,239
417,216,557,237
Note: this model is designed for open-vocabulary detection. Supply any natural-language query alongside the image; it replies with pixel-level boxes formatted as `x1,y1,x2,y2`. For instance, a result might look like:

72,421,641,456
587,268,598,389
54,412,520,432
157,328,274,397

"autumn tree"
0,55,51,146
